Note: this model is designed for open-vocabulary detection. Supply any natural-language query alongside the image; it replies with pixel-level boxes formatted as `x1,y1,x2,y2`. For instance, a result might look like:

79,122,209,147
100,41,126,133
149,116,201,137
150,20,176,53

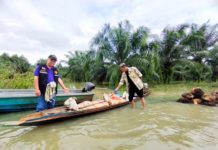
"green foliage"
1,21,218,89
0,68,33,89
65,21,218,86
206,45,218,81
90,20,153,86
159,24,189,83
172,61,212,82
35,58,47,65
183,23,218,63
0,53,32,88
0,53,31,73
65,50,95,82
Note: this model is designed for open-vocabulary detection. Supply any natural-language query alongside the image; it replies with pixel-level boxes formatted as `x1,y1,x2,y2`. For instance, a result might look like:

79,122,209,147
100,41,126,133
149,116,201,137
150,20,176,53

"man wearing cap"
34,54,69,112
115,63,145,108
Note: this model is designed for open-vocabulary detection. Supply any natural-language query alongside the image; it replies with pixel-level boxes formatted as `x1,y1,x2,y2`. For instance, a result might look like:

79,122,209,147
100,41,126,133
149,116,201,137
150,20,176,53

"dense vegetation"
0,53,33,88
65,21,218,86
0,21,218,88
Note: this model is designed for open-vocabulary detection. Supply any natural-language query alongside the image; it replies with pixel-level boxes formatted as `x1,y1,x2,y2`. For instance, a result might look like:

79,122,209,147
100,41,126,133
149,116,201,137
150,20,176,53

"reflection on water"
0,87,218,150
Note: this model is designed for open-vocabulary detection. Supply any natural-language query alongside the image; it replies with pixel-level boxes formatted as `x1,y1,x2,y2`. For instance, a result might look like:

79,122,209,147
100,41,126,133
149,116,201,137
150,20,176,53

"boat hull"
18,101,130,126
0,89,94,112
16,91,151,126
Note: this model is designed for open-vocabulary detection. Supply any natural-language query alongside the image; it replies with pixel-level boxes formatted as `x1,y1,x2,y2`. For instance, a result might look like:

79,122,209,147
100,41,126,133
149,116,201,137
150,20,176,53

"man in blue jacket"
34,55,69,112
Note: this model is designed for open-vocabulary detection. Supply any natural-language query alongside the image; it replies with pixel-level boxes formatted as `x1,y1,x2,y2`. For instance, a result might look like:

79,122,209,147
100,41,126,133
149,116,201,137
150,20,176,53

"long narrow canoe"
0,89,94,112
17,101,129,126
16,91,150,126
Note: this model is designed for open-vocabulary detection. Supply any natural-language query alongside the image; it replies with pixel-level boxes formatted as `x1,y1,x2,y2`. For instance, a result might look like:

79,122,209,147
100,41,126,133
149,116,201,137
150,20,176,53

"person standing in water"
114,63,145,108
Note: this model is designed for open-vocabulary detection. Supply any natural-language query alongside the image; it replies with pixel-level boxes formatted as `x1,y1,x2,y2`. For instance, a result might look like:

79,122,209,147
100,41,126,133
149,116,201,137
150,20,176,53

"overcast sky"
0,0,218,64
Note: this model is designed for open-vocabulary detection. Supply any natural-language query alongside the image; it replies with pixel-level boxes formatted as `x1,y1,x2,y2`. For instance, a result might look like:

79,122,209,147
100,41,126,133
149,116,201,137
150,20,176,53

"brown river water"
0,86,218,150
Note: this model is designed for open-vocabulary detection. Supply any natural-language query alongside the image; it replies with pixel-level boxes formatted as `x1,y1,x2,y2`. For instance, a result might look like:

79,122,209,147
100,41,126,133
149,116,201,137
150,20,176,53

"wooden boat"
16,92,150,126
0,89,94,112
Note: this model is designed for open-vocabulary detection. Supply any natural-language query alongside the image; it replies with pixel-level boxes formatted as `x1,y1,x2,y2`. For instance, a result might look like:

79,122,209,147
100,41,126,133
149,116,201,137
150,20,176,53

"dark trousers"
128,86,144,102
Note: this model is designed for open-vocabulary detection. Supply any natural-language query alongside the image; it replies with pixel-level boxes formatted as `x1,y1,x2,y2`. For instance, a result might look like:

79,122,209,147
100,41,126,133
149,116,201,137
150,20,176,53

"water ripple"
0,102,217,150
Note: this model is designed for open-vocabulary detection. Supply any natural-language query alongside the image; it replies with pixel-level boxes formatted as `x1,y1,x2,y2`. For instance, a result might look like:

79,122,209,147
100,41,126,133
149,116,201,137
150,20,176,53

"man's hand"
63,88,70,93
114,89,118,94
35,89,41,96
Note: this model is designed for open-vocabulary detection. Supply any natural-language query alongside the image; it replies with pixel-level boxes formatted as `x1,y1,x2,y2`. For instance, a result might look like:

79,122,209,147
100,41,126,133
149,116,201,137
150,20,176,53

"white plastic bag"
64,97,79,111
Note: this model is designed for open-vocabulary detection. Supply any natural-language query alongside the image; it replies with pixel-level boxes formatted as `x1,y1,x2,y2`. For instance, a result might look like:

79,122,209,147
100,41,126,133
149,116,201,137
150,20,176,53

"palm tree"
183,23,218,63
64,21,218,85
159,24,189,83
91,21,153,86
127,40,162,84
92,21,132,65
172,60,212,82
91,21,131,86
180,22,218,82
206,45,218,81
65,50,95,82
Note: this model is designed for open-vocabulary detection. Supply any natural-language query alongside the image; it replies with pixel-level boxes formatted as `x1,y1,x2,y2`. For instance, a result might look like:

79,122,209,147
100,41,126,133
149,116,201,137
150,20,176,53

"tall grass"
0,69,33,89
0,70,76,89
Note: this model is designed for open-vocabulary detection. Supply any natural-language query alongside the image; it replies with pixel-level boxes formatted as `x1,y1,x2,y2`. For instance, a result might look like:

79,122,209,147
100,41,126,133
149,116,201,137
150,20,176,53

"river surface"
0,86,218,150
